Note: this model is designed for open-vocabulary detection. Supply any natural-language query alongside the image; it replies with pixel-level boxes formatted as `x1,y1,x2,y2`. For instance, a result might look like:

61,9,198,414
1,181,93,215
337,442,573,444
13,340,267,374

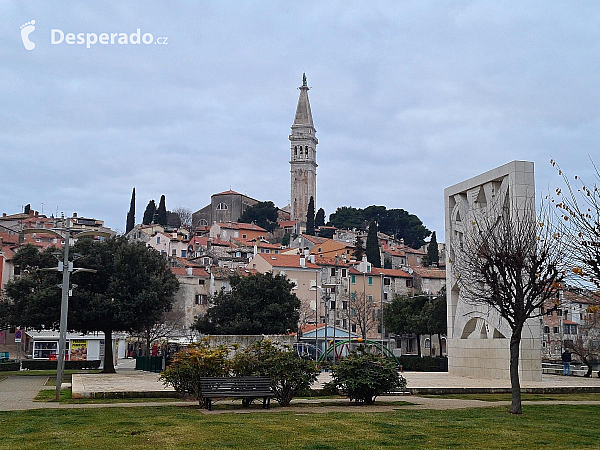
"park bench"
199,376,273,411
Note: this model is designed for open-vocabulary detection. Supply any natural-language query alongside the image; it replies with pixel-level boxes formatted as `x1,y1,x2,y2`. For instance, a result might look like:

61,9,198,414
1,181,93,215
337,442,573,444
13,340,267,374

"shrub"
331,350,406,404
160,340,230,405
21,360,101,370
231,340,319,407
0,361,20,371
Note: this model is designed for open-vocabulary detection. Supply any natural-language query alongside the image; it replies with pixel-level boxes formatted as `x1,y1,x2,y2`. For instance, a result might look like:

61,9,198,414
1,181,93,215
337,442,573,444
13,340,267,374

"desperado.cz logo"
20,20,168,50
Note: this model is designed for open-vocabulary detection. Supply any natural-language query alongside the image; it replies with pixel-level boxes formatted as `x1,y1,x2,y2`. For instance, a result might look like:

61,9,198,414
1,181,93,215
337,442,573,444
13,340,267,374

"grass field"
34,388,181,404
0,404,598,449
422,393,600,402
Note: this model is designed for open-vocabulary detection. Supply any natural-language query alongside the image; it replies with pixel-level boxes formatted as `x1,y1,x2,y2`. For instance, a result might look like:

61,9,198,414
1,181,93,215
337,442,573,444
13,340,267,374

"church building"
289,73,318,222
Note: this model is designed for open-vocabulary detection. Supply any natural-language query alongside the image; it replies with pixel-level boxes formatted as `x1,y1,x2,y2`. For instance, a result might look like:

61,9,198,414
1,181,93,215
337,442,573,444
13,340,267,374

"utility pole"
22,223,110,400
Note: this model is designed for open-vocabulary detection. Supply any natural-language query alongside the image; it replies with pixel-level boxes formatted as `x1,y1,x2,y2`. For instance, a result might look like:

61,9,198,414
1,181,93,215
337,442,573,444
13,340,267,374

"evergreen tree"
366,220,381,267
156,195,167,226
315,208,325,227
239,201,279,232
282,232,290,247
142,200,156,225
306,196,315,236
424,231,439,267
126,188,135,233
353,235,365,260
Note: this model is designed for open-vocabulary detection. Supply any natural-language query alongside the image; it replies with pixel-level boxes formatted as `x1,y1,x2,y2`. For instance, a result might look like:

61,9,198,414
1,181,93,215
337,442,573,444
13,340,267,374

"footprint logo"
20,20,36,50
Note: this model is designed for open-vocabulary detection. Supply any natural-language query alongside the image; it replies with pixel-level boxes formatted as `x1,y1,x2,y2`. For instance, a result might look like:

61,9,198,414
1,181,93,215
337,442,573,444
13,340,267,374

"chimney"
300,257,306,268
310,255,315,264
2,213,5,217
303,248,309,257
72,212,77,218
186,267,193,276
253,244,258,256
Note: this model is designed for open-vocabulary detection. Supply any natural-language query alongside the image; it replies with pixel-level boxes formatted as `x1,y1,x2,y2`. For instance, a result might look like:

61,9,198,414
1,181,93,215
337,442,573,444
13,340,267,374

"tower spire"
289,74,318,222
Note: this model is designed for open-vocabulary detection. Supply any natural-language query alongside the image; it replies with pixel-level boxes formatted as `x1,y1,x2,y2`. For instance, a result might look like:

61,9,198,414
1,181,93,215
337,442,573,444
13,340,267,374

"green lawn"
0,405,598,449
0,369,100,378
421,393,600,402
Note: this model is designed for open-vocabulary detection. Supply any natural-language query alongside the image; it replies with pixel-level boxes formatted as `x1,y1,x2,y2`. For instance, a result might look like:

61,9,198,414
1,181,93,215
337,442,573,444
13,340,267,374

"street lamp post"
22,225,110,400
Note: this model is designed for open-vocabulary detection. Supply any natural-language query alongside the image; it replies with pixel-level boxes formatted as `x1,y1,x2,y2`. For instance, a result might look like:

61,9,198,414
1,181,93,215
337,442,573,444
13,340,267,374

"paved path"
0,376,48,411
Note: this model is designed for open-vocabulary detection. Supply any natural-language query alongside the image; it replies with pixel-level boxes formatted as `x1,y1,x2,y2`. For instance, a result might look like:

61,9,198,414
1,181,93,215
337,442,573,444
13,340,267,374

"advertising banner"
70,339,88,361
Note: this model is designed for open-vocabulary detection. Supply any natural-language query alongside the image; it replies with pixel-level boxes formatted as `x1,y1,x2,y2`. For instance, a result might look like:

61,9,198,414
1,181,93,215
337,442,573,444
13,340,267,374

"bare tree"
346,292,380,341
133,307,186,355
551,159,600,288
452,200,567,414
567,298,600,377
173,206,193,229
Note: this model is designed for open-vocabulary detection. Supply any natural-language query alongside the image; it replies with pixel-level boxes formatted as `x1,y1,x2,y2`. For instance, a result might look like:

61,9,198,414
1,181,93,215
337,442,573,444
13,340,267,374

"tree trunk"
103,329,116,374
416,334,421,357
438,334,443,357
509,327,522,414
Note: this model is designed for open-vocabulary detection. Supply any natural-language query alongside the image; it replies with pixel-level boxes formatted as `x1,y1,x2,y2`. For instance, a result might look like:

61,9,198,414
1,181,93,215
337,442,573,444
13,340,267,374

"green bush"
231,340,319,407
20,360,101,370
331,350,406,404
397,356,447,372
0,362,20,371
160,340,230,406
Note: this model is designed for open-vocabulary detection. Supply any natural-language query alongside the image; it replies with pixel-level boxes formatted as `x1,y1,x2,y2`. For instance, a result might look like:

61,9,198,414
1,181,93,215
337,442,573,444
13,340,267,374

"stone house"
192,190,259,228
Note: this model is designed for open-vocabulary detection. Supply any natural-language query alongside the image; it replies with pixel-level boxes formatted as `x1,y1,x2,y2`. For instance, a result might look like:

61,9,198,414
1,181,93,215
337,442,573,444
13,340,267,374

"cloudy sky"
1,1,599,240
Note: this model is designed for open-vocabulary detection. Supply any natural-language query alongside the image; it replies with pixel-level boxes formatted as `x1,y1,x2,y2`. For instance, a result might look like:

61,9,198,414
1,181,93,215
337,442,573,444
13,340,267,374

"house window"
546,309,553,316
195,294,208,305
331,268,336,276
368,295,373,302
351,324,357,333
157,236,160,244
199,279,205,285
181,250,186,258
216,202,228,210
172,249,177,256
425,339,431,349
351,275,356,284
309,279,317,290
342,301,348,310
383,292,388,301
331,301,336,310
406,279,413,288
544,326,550,334
342,269,347,277
563,324,577,335
557,309,563,317
383,278,391,286
242,234,246,239
553,326,559,333
368,276,373,285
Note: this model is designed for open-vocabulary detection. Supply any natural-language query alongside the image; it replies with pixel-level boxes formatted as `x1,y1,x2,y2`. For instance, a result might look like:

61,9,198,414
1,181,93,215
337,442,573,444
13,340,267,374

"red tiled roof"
313,255,352,267
217,222,267,232
302,234,327,244
257,253,319,269
411,267,446,279
371,267,412,278
277,220,299,228
170,267,210,277
213,189,242,196
563,320,578,325
384,248,406,257
188,236,233,247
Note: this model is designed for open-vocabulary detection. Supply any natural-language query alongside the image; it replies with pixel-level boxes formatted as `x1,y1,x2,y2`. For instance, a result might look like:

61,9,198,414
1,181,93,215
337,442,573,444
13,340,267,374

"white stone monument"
444,161,542,381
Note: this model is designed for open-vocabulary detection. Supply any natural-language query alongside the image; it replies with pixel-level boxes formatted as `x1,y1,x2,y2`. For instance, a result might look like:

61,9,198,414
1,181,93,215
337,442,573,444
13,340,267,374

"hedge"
397,356,448,372
0,361,21,371
21,360,101,370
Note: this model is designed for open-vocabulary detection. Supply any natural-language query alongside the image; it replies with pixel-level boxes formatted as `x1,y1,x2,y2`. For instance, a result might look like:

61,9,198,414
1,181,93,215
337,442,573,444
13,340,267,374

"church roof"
293,74,314,127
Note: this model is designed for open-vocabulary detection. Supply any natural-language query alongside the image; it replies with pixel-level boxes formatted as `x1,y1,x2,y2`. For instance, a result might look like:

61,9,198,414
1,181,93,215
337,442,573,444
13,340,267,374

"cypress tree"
366,220,381,268
126,188,135,233
306,196,315,236
425,231,439,267
156,195,167,226
142,200,156,225
353,235,365,261
315,208,325,227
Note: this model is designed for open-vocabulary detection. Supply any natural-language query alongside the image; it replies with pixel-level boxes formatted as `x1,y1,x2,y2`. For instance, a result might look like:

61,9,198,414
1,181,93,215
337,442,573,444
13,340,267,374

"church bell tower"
290,73,318,222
